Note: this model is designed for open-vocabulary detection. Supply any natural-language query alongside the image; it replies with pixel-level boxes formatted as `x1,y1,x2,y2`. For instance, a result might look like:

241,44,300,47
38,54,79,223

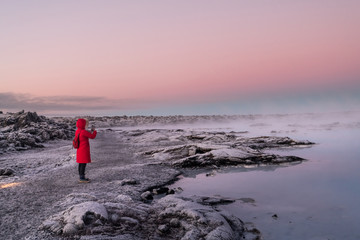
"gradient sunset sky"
1,1,359,116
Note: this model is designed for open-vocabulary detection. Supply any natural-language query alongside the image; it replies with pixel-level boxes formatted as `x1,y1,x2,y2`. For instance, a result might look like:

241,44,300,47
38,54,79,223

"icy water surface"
170,116,360,240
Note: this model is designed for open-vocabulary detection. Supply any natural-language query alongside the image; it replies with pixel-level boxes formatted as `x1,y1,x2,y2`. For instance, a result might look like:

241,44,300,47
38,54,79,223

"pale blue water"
170,119,360,240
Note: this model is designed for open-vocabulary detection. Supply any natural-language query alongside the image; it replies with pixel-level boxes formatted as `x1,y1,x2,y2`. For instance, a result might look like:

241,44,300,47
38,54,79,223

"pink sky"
1,1,359,115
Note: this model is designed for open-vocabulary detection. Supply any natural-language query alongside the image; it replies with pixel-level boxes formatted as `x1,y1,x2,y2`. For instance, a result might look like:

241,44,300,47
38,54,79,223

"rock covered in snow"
234,136,314,150
137,130,313,168
155,195,246,240
41,201,108,235
114,194,134,203
41,193,252,240
112,127,314,169
140,191,153,201
0,111,75,153
41,193,149,238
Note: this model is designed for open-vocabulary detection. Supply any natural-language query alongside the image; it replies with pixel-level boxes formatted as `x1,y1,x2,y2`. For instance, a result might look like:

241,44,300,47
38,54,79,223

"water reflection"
169,122,360,240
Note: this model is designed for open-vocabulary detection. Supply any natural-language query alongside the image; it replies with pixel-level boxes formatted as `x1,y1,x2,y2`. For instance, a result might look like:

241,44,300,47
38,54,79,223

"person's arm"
82,130,97,139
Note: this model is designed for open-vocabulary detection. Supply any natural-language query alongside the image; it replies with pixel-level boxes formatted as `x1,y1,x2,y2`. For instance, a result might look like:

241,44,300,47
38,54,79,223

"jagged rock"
104,201,151,223
152,187,169,195
42,194,247,239
156,195,245,239
169,218,180,227
114,194,133,202
119,217,139,227
167,189,175,195
196,196,236,206
110,213,120,224
63,223,77,235
149,144,306,168
0,168,14,176
0,111,75,154
188,146,197,156
44,197,148,237
140,131,312,168
41,220,62,235
236,136,314,150
239,198,255,203
140,191,153,201
120,179,137,186
13,112,43,130
0,140,7,148
39,130,51,141
158,224,169,233
41,201,108,236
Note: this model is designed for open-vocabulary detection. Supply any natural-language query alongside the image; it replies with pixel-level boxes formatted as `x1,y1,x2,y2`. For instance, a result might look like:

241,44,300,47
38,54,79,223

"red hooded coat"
75,119,97,163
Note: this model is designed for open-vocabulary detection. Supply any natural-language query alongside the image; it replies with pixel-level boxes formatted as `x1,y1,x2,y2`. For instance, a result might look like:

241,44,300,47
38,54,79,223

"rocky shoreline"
0,111,75,154
0,111,314,240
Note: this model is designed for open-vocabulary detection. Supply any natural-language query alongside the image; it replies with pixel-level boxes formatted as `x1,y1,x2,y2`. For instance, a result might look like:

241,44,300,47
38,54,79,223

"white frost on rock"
157,195,244,240
114,194,134,203
144,144,218,162
42,193,246,239
153,151,172,161
104,201,150,222
210,148,253,160
138,130,311,167
42,201,108,235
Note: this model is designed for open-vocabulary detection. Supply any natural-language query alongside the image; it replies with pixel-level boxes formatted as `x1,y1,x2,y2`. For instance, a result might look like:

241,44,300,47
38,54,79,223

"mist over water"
169,111,360,240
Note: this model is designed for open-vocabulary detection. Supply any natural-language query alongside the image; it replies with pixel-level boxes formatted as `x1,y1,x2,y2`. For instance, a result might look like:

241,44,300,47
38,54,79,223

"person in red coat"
75,118,97,182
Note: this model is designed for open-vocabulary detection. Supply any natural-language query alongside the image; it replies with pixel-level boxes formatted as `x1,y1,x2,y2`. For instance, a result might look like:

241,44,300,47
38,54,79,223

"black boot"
79,175,90,183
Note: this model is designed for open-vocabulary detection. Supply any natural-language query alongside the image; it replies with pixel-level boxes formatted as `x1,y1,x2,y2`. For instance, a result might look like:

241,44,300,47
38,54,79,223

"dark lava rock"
120,179,138,186
196,196,236,206
0,111,75,154
13,111,43,130
141,191,153,201
157,224,170,233
0,168,14,176
167,189,175,195
152,187,169,195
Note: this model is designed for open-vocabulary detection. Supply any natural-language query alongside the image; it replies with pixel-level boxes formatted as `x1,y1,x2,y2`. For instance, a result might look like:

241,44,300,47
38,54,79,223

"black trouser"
78,163,87,178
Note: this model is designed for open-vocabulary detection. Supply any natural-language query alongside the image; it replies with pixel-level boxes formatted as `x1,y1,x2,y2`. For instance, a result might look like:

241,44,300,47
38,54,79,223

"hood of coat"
76,118,87,130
